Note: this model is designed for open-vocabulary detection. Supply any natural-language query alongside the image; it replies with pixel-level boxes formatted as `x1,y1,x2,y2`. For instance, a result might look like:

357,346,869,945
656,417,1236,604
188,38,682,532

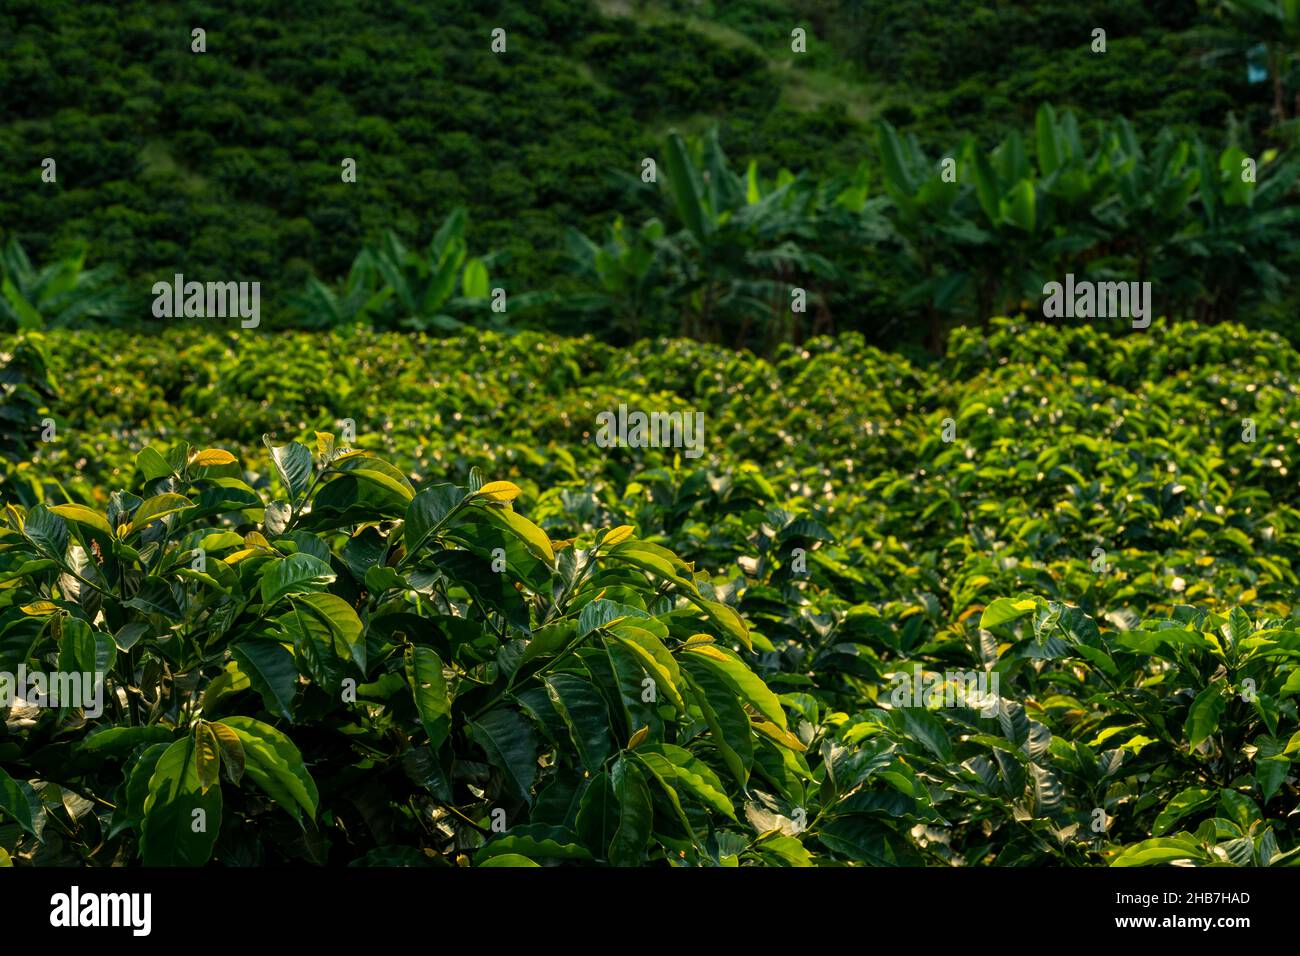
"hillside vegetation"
3,1,1294,349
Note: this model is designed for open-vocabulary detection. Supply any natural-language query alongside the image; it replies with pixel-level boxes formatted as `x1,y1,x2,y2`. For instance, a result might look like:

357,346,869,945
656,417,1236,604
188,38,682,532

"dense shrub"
1,321,1297,866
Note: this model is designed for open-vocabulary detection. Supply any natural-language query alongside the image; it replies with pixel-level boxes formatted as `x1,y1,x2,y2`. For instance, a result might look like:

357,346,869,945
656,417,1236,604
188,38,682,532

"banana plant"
563,216,672,341
653,128,843,351
288,247,392,330
873,120,976,349
1183,143,1300,321
0,239,128,331
1087,120,1205,313
369,208,498,334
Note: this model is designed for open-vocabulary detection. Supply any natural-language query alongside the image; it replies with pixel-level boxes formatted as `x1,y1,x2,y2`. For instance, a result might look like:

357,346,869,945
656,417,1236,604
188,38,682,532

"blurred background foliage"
1,0,1296,352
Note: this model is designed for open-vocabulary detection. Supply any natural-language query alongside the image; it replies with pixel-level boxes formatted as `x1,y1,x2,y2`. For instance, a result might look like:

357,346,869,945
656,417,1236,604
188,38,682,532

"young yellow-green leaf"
752,719,806,751
686,594,752,652
1110,836,1205,867
478,853,539,867
47,504,112,536
601,525,635,548
462,257,490,299
314,432,336,461
191,449,238,467
627,726,649,749
475,480,521,502
682,643,787,729
129,493,194,533
980,597,1038,630
483,506,554,563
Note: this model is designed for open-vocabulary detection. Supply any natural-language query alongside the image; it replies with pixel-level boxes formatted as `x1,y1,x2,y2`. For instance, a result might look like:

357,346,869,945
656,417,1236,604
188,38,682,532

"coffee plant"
1,320,1298,867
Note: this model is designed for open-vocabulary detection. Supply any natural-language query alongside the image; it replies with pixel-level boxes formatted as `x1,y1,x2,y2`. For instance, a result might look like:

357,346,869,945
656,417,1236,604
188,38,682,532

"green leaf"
608,540,697,593
575,770,617,855
22,504,68,558
0,766,37,838
469,708,538,806
217,716,319,824
56,618,114,710
264,437,314,503
140,737,222,866
405,645,451,750
129,492,194,533
478,853,539,867
819,815,915,865
635,744,736,819
79,725,172,756
1035,103,1061,176
687,595,752,652
475,825,593,864
684,665,752,788
135,446,173,481
898,707,954,762
261,552,337,604
607,624,685,712
664,131,710,240
462,258,490,299
681,643,787,728
338,456,415,503
480,505,554,563
404,484,467,554
875,120,914,194
47,504,112,537
110,742,170,839
1256,756,1287,802
295,592,365,672
608,756,654,865
1152,788,1214,836
544,674,613,773
980,597,1038,630
231,640,299,722
1111,836,1205,867
1185,685,1226,749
